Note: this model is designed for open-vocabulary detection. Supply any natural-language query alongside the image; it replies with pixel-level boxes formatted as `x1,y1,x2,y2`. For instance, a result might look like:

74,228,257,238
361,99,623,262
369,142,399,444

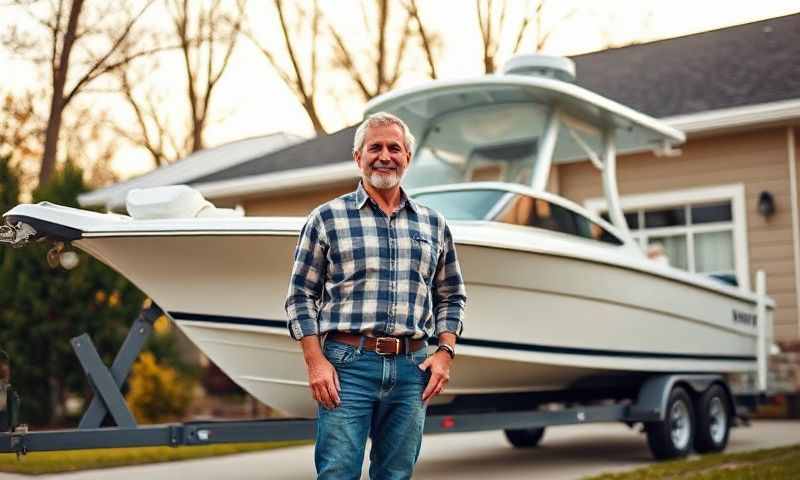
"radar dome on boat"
502,54,576,83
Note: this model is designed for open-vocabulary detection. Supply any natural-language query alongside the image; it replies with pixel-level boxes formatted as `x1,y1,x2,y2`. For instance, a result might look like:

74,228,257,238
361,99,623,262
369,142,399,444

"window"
586,185,749,289
604,202,734,276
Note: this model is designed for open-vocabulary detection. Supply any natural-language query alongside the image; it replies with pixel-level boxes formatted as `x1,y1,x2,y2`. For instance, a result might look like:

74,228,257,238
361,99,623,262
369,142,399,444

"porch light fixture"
758,191,775,218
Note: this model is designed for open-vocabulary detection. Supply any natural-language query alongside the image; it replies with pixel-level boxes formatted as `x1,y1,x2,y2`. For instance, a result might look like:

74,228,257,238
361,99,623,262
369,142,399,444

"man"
285,112,467,480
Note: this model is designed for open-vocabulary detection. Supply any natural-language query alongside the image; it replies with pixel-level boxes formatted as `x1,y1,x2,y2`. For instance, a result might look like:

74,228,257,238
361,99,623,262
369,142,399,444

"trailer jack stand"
72,304,162,429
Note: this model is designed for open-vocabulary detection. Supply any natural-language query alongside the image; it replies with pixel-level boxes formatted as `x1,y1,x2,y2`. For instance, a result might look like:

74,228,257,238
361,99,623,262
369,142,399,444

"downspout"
788,126,800,335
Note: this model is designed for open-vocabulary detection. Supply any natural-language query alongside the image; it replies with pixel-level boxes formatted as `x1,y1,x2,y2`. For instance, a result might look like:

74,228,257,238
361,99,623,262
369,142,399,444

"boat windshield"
404,103,547,189
404,102,604,190
412,189,623,246
411,189,508,220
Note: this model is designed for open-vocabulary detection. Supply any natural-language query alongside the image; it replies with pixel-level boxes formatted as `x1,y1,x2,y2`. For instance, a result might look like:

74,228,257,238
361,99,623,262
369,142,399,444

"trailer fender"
631,374,724,422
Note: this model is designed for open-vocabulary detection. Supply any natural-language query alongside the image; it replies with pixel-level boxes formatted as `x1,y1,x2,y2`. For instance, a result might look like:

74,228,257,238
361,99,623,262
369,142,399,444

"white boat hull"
71,226,766,418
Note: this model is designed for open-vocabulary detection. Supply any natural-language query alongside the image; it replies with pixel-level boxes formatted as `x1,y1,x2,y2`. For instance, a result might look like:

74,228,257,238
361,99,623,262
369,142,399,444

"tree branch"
404,0,437,79
329,24,372,100
62,0,156,106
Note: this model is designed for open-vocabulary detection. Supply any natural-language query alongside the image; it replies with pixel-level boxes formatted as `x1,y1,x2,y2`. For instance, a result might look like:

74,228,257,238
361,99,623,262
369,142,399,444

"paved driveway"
1,420,798,479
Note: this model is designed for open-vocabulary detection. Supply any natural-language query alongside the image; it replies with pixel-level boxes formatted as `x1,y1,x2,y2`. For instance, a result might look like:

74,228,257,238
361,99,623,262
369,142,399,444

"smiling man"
285,112,467,480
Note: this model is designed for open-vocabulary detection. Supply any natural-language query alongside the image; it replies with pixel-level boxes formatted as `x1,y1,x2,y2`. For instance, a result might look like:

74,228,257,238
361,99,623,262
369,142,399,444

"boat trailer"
0,304,758,460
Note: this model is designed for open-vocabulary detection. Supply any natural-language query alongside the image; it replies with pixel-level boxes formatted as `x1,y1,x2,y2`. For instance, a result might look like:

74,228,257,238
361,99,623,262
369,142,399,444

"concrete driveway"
1,420,798,479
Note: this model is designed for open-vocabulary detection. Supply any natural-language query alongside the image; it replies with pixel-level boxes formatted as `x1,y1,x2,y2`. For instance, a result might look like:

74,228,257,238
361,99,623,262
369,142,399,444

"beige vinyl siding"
242,182,358,216
791,125,800,340
559,127,798,341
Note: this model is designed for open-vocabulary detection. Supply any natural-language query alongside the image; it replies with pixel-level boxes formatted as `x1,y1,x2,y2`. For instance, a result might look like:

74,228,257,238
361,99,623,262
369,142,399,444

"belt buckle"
375,337,400,356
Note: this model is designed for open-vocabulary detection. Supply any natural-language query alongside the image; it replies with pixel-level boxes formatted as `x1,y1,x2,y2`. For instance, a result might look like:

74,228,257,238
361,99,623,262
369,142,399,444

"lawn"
0,440,312,475
586,444,800,480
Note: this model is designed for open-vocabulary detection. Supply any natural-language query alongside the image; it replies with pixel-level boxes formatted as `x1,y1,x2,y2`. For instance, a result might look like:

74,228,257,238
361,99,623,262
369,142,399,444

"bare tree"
168,0,246,153
112,0,246,167
4,0,157,186
476,0,573,73
328,0,415,102
114,56,183,167
247,0,326,134
0,91,41,164
402,0,440,80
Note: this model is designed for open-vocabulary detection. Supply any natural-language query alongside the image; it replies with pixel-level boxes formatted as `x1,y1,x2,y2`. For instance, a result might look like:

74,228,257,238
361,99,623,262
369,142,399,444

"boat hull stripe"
169,311,756,362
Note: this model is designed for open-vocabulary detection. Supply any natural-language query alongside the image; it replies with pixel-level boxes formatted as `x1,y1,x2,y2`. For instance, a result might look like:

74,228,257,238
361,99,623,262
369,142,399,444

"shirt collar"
355,181,419,214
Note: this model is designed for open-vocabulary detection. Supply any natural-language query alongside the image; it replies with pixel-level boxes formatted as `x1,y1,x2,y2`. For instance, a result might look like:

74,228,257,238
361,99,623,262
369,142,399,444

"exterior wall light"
758,191,775,218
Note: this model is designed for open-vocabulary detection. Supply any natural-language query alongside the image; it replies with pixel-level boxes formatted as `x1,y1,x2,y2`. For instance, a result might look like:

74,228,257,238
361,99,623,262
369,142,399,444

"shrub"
125,352,194,423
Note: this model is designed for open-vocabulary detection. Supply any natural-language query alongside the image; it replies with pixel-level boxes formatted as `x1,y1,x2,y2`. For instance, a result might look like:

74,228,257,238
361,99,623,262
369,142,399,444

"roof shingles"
571,13,800,117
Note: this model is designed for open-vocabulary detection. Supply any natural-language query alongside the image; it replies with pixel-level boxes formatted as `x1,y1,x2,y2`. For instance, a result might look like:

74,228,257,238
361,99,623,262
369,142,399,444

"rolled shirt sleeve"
432,223,466,337
285,210,328,340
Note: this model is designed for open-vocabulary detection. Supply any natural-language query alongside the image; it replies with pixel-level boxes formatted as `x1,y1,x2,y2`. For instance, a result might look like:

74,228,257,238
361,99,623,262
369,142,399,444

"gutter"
664,98,800,135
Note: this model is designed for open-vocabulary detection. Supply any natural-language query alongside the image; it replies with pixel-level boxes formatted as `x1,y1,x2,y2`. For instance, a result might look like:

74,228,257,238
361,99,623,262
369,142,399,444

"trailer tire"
693,384,731,453
504,427,545,448
645,386,695,460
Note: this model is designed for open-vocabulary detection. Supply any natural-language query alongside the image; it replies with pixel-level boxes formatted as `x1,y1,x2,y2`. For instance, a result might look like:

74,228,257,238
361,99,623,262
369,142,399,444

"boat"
1,55,774,418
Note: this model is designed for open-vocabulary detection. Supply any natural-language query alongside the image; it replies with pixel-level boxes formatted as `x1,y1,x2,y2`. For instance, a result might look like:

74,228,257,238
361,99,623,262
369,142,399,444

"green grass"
586,444,800,480
0,440,312,475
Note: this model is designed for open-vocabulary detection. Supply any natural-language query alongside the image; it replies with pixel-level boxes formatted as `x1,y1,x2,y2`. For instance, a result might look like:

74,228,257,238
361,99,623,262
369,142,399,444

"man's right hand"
300,336,341,409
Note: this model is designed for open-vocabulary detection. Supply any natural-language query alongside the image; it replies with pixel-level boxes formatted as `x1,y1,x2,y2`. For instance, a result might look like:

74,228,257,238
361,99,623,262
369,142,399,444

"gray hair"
352,112,416,155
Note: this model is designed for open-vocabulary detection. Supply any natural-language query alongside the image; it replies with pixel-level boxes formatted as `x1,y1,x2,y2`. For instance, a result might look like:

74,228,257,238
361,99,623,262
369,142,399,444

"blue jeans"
315,339,429,480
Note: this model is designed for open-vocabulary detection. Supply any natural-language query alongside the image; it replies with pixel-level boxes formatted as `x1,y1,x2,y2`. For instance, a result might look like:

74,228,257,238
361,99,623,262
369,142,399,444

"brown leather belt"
327,331,426,355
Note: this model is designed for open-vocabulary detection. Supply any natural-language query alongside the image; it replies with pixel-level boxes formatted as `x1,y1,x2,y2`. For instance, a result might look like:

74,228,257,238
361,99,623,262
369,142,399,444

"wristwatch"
436,343,456,359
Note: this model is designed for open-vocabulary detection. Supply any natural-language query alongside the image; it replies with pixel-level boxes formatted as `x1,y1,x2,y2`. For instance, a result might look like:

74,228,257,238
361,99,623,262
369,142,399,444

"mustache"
369,161,397,169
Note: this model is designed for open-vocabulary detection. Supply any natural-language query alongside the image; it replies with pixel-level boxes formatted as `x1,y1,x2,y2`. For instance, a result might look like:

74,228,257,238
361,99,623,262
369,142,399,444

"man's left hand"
419,350,452,402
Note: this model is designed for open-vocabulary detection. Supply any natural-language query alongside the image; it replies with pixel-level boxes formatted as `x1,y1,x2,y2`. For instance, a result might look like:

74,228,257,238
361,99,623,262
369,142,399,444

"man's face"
354,124,411,190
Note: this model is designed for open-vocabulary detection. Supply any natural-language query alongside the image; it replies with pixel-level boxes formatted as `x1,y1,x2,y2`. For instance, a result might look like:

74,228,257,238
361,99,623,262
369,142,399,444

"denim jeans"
315,338,429,480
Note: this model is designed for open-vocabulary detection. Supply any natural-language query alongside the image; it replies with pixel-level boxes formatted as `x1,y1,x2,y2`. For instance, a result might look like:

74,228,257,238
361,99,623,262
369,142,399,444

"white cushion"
126,185,242,219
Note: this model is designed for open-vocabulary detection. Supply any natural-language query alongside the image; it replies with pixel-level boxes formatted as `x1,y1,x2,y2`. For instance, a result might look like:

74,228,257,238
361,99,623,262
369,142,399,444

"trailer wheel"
504,427,545,448
693,384,731,453
645,386,695,460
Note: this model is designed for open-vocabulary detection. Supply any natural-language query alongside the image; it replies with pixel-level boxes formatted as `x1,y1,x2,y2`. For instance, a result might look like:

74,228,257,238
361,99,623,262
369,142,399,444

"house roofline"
92,99,800,211
78,132,305,208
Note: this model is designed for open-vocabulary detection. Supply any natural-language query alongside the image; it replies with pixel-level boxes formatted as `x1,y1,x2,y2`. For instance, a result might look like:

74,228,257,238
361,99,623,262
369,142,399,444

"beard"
364,162,404,190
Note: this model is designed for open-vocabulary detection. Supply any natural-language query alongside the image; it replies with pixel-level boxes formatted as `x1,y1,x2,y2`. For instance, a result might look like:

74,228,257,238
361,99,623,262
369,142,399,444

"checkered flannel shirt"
285,182,466,341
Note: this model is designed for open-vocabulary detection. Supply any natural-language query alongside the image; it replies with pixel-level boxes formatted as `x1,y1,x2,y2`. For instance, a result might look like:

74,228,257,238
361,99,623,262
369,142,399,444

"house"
80,13,800,342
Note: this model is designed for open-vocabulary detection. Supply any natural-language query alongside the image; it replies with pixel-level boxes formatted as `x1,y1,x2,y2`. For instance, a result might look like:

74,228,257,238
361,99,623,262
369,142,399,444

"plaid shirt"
285,182,466,340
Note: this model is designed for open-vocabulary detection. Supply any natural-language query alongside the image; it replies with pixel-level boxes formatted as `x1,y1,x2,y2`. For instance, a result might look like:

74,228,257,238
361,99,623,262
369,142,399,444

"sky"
2,0,799,180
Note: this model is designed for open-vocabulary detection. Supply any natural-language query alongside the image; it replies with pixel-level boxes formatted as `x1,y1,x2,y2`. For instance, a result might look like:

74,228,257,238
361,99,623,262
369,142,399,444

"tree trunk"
191,116,205,152
305,101,326,135
40,98,64,186
39,0,85,186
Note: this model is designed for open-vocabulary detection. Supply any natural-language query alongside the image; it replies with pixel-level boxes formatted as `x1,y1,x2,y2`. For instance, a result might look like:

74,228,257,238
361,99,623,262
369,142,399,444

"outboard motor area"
125,185,243,220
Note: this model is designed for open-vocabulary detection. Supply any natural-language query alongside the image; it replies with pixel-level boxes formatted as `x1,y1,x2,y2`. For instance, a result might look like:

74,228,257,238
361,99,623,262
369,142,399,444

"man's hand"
419,349,452,402
300,336,341,409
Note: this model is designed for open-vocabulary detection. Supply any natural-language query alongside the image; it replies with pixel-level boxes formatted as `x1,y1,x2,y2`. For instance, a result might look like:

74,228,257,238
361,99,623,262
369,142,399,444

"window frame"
584,184,750,290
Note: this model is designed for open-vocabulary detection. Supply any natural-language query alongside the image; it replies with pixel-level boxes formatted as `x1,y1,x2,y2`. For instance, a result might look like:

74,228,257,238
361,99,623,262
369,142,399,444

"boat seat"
125,185,243,219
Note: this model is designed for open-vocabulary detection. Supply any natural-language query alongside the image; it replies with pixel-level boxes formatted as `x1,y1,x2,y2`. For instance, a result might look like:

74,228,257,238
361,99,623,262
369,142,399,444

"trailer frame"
0,304,760,460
